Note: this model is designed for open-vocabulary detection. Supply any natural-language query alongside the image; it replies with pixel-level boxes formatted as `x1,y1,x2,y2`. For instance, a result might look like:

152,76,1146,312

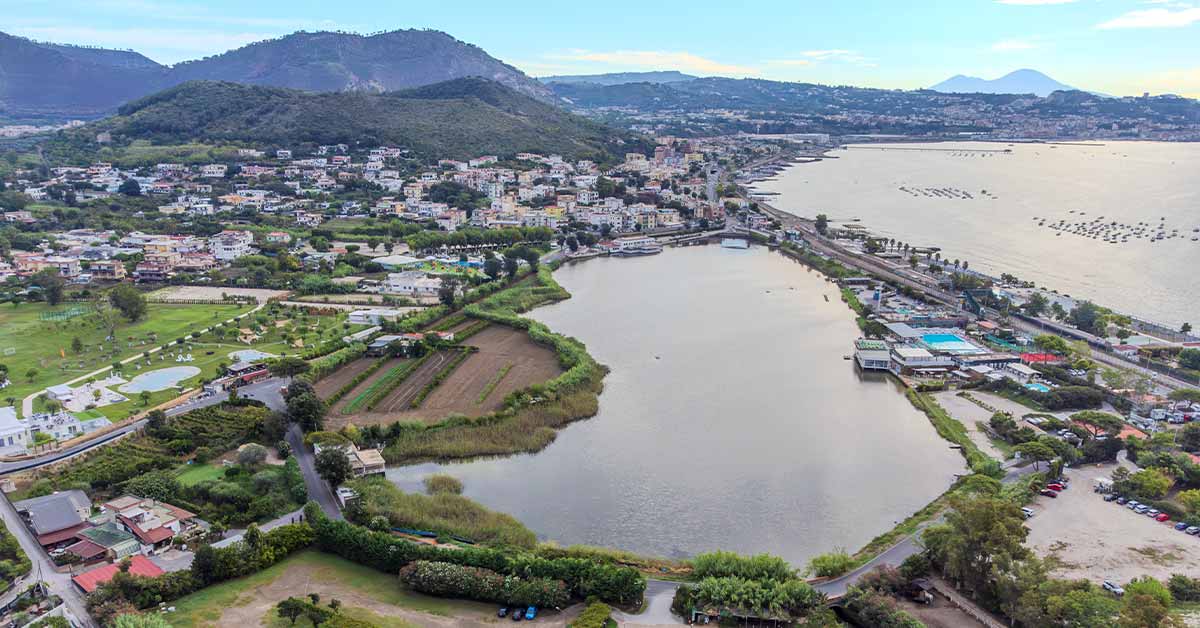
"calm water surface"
754,141,1200,328
386,246,963,564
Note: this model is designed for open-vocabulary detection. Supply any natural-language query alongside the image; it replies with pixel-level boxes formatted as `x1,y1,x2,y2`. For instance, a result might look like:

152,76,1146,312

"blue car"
525,607,537,621
1177,522,1191,531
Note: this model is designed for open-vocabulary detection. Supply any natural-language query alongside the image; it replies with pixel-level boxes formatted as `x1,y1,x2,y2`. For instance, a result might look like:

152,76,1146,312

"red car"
1155,513,1170,522
1039,489,1058,498
1046,483,1065,491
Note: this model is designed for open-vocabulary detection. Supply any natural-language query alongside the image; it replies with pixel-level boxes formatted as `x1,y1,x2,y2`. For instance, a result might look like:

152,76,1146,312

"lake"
385,245,963,565
752,141,1200,329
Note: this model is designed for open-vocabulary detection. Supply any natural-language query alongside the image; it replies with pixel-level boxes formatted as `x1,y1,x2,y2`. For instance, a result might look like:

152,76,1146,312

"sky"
5,0,1200,97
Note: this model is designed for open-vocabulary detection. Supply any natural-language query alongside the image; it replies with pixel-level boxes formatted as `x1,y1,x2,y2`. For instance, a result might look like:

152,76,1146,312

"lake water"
118,366,201,393
753,141,1200,329
385,246,963,564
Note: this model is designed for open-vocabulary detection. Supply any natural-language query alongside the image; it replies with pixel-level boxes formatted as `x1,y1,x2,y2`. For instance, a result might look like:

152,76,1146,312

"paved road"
614,579,683,625
287,423,343,521
0,491,94,626
0,377,290,477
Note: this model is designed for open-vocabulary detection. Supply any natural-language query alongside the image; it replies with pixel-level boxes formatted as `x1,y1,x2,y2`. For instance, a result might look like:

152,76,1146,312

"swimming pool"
229,349,275,362
118,366,201,393
1026,383,1052,393
920,333,985,355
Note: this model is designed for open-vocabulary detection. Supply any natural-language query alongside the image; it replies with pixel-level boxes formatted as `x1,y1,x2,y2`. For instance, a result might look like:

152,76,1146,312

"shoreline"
747,142,1197,337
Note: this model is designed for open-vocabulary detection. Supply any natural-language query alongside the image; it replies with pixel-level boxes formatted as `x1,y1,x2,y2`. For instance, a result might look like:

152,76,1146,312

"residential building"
0,407,29,455
14,490,92,548
100,495,201,552
383,271,442,298
208,230,255,261
72,555,164,593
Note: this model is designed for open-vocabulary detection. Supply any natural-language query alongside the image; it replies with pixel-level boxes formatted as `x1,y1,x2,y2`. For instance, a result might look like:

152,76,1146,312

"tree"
1169,389,1200,404
237,443,269,466
1182,322,1193,335
483,257,502,281
268,356,310,378
146,409,166,432
815,214,829,235
109,284,147,322
71,337,83,354
1023,292,1049,317
1129,468,1173,499
277,597,307,625
1071,411,1124,438
1034,334,1071,355
1180,348,1200,371
503,255,519,279
33,269,65,306
1015,441,1056,470
118,179,141,196
123,470,181,503
1119,592,1184,628
1069,301,1104,335
315,447,352,487
438,277,460,308
522,249,540,271
1179,424,1200,453
287,392,326,432
922,494,1029,598
139,390,151,406
25,368,37,383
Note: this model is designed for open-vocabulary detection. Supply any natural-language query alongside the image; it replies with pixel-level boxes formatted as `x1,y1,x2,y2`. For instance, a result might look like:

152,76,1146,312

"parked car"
1104,494,1118,502
525,607,537,621
1117,497,1128,505
1040,489,1058,498
1175,522,1189,531
1155,513,1170,522
1187,527,1200,535
499,608,510,618
1127,501,1140,510
1135,505,1149,514
1147,509,1160,517
1103,580,1125,597
1047,483,1065,491
512,609,523,622
1021,507,1035,519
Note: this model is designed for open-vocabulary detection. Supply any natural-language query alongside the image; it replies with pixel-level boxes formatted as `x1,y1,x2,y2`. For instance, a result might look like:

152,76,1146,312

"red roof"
118,515,175,545
72,555,164,593
1021,353,1063,364
37,523,91,547
63,539,107,561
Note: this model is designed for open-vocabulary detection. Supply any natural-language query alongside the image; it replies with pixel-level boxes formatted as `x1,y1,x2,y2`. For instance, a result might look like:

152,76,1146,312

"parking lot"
1024,461,1200,583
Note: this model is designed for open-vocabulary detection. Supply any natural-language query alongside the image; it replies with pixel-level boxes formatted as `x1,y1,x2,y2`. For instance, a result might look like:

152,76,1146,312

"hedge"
572,602,613,628
308,343,366,381
399,561,569,608
305,503,644,606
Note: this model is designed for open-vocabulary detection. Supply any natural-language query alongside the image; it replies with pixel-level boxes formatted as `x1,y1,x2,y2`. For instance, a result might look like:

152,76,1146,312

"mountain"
0,29,553,123
540,71,698,86
42,79,642,163
0,32,167,122
929,69,1076,97
168,30,552,100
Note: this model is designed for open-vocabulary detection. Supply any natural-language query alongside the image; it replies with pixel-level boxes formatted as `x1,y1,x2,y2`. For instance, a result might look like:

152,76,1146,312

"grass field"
0,301,252,404
164,550,490,628
174,463,225,487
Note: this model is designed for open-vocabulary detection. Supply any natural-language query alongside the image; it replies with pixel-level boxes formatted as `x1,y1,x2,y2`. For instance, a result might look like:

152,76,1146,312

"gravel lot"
932,390,1071,460
1024,461,1200,583
149,285,290,303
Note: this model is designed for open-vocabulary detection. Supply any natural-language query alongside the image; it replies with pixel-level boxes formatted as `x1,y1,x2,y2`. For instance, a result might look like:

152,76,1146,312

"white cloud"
547,50,757,76
1097,7,1200,28
991,39,1039,51
996,0,1078,4
765,59,814,67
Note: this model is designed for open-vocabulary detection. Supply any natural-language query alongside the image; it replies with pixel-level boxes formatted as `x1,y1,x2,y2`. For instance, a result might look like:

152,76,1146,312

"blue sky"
6,0,1200,97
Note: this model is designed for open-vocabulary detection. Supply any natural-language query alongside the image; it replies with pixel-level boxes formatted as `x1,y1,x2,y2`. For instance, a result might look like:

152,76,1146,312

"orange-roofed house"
72,555,164,593
100,495,200,552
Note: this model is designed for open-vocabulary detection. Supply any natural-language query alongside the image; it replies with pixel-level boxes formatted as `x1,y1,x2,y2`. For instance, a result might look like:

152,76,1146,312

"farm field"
0,301,252,404
163,550,498,628
329,358,411,415
328,325,562,429
313,357,383,400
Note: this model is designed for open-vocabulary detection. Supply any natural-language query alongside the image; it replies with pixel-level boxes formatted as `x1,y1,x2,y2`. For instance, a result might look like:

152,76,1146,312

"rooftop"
72,555,164,593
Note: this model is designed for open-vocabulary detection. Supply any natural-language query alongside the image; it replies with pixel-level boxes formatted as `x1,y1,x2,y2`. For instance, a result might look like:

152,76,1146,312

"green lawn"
174,463,225,487
0,301,252,408
165,550,487,628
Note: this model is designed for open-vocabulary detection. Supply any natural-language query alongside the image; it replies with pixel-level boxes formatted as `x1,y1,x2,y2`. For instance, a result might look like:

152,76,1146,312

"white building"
208,230,255,261
0,407,29,455
383,271,442,298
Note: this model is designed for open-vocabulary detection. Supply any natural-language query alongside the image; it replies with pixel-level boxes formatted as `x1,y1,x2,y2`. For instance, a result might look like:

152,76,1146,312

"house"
72,555,164,593
1003,362,1040,384
64,522,141,564
348,309,408,326
350,447,386,477
0,406,30,455
101,495,200,551
208,230,255,261
383,271,442,298
265,231,292,244
366,334,404,356
200,164,228,178
14,490,92,548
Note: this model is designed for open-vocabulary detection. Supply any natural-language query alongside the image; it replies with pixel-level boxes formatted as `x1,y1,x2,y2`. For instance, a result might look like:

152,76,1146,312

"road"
0,376,290,476
0,491,94,626
286,424,343,521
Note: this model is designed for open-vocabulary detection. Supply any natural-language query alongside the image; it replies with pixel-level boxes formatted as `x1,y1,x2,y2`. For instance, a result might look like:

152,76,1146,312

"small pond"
118,366,202,393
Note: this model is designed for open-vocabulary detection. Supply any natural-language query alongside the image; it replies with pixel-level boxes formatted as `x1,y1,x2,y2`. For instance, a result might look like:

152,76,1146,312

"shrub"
423,474,464,495
806,549,856,578
691,551,795,581
399,561,569,608
572,602,612,628
1168,574,1200,602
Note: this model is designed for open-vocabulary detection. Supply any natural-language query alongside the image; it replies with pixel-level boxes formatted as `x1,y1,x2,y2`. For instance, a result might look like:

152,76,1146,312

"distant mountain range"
40,79,643,163
0,30,552,123
929,69,1076,97
539,71,698,86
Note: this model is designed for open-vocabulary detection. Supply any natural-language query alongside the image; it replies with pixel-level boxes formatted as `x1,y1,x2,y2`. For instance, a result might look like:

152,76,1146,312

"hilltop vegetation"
40,78,642,163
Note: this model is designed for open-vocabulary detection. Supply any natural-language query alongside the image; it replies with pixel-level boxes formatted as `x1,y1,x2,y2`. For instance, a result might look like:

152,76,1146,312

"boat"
720,238,750,250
